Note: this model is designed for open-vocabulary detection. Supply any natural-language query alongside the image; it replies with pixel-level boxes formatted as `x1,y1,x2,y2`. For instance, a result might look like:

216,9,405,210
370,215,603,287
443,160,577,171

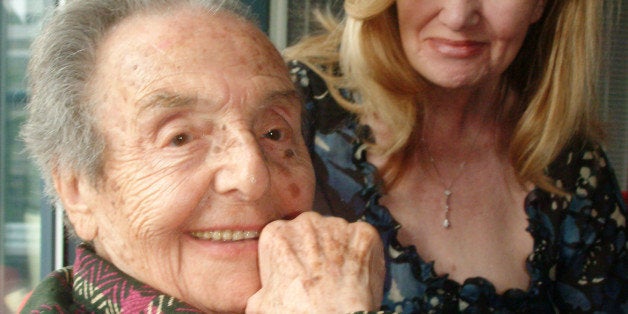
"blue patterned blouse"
290,61,628,313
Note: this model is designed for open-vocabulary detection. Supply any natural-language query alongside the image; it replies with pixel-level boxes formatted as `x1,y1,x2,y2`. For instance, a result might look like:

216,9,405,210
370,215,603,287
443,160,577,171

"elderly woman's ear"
52,169,98,242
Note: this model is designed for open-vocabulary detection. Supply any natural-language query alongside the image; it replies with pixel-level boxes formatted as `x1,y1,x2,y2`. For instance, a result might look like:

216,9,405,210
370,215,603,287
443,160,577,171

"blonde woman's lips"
190,230,260,242
428,38,486,58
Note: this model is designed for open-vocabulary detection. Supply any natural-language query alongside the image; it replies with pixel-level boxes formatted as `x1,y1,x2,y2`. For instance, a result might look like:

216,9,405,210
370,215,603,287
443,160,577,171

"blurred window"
601,1,628,190
1,1,58,312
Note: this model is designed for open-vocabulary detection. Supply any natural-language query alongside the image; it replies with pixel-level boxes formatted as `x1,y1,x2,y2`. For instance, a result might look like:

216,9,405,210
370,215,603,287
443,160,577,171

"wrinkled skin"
54,8,384,314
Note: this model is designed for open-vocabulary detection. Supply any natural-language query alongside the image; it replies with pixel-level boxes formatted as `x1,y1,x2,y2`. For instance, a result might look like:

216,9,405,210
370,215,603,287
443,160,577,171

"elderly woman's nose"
211,130,271,201
439,0,481,30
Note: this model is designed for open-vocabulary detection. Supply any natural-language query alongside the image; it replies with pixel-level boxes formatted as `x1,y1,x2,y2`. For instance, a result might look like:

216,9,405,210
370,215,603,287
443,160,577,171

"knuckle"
295,211,321,221
352,221,380,240
260,220,283,238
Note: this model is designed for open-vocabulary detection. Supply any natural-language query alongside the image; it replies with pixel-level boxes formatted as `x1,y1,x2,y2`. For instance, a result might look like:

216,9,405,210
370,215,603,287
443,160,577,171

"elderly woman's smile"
190,230,260,241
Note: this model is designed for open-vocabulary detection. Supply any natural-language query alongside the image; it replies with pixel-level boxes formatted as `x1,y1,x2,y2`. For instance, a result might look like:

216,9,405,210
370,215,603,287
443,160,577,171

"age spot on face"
288,183,301,199
284,149,295,158
211,144,223,154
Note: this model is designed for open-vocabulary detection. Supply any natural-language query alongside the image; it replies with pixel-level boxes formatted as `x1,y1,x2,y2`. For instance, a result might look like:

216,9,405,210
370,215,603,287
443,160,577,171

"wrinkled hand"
245,212,385,314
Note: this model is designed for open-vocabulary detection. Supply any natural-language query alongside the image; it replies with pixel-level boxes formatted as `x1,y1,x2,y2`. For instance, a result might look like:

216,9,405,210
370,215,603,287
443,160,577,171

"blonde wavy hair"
284,0,605,193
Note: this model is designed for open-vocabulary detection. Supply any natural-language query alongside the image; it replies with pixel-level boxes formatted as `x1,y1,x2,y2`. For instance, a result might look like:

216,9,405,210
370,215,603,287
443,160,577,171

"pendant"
443,190,452,228
443,218,451,228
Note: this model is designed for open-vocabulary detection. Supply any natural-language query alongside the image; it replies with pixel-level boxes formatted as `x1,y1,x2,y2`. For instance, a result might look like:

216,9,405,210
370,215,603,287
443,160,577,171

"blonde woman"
286,0,627,312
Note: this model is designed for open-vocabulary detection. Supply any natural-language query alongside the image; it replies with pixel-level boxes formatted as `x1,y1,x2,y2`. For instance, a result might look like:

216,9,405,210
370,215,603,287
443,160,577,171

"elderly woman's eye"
170,133,192,146
263,129,283,141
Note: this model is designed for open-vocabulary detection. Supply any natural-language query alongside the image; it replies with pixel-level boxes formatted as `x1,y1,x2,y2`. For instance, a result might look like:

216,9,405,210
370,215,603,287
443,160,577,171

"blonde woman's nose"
438,0,481,30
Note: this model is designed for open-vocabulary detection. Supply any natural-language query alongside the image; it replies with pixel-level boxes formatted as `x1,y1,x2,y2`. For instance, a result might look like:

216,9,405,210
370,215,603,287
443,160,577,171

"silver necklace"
422,145,466,228
420,131,482,229
419,97,500,228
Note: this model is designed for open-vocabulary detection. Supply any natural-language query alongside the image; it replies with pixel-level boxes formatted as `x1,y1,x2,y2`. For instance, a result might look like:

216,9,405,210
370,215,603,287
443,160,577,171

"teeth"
191,230,260,242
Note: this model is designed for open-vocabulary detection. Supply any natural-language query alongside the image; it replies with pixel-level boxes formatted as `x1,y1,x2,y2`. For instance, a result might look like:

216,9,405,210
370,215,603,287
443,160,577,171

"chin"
189,274,261,313
425,74,483,90
198,301,247,314
194,291,254,314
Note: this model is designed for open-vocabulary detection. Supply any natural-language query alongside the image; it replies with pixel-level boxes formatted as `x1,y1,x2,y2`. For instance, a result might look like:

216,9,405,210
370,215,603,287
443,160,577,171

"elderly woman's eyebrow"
137,92,198,114
135,89,300,117
263,89,301,108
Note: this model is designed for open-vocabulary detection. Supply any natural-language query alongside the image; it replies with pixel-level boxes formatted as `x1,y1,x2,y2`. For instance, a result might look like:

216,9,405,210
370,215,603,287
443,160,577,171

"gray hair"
21,0,252,204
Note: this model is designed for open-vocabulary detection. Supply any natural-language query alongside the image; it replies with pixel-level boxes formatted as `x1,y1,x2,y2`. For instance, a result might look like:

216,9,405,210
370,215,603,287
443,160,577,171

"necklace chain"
421,128,483,229
423,146,467,228
416,96,500,229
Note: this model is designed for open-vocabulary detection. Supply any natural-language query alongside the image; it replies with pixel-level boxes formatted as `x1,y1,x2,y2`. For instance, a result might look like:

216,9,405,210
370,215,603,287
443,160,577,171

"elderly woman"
287,0,627,312
19,0,386,313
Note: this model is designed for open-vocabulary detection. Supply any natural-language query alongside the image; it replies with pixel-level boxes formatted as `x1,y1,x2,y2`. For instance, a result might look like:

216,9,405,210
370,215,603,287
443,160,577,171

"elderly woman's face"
396,0,545,89
70,9,314,313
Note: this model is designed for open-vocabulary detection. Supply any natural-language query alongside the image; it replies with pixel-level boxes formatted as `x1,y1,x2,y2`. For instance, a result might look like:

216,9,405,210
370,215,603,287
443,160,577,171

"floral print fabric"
290,60,628,313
